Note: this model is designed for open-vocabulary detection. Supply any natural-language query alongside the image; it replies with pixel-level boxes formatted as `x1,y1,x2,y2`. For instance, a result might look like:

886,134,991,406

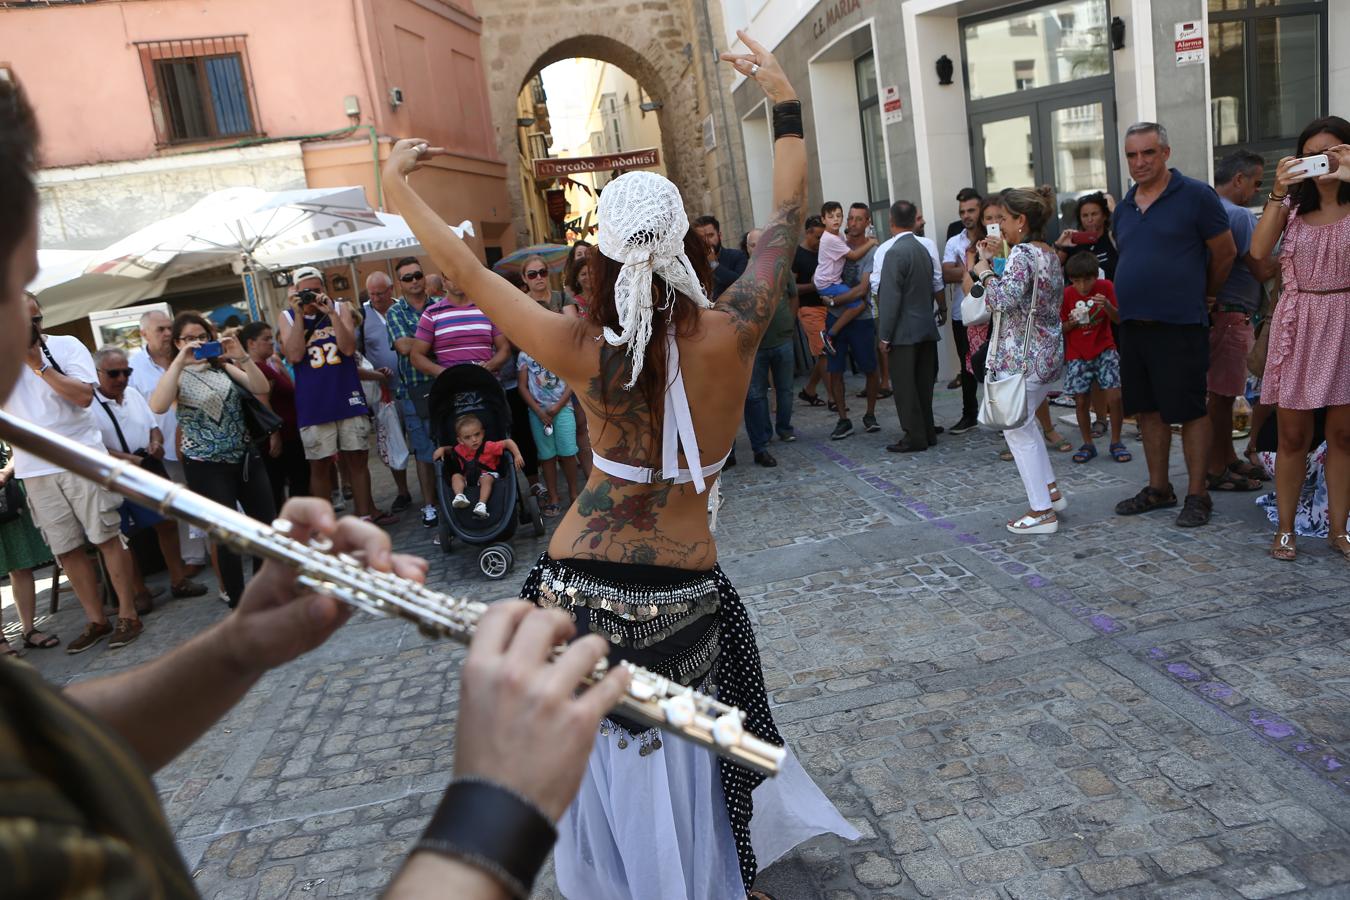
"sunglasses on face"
524,269,548,279
102,367,134,379
400,271,425,283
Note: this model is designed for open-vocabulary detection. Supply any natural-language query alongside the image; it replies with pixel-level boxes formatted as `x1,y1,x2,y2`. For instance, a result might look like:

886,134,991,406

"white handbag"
960,288,991,326
977,251,1040,431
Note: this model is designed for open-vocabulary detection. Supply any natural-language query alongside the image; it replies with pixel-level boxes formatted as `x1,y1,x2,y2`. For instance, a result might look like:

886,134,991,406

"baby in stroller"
432,414,524,518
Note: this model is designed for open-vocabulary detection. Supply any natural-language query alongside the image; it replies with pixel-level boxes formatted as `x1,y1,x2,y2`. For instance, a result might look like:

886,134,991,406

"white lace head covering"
597,171,712,388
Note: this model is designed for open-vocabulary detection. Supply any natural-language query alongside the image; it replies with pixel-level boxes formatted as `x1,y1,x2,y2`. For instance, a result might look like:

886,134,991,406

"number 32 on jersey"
307,343,343,368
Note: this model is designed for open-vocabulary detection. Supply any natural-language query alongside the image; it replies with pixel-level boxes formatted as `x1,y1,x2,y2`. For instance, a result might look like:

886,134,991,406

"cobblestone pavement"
8,380,1350,899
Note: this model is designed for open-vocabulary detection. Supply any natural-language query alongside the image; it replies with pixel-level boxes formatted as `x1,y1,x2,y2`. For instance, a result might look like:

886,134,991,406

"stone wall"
480,1,753,246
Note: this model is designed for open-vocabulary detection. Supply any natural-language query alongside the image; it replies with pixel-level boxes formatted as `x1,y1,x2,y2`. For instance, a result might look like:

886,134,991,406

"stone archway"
480,3,719,247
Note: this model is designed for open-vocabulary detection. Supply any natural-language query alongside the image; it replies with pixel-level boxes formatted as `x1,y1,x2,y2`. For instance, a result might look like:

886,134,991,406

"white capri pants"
1003,380,1057,512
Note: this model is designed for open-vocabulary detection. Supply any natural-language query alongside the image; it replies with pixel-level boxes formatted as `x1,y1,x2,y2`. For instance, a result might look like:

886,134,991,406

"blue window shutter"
205,55,252,136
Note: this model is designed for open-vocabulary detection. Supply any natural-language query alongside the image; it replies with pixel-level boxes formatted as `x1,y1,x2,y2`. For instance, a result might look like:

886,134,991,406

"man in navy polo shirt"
1111,122,1237,527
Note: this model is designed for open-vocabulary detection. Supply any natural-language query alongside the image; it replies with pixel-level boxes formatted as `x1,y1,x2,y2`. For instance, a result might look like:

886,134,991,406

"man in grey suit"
877,200,945,452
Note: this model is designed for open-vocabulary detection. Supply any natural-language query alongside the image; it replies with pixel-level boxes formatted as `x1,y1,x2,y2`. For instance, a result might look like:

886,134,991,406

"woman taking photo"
1053,191,1117,279
964,187,1067,534
239,320,309,510
148,313,276,607
382,29,855,900
1250,117,1350,561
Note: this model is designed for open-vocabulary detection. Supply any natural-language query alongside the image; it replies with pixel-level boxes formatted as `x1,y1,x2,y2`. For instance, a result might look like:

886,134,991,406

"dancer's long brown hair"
585,229,713,428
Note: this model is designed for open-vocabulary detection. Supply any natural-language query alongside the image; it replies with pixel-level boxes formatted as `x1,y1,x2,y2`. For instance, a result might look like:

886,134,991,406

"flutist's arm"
64,500,427,771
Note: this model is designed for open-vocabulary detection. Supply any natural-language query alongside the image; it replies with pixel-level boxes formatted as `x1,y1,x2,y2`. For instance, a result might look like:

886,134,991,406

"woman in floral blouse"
148,312,275,607
963,186,1066,534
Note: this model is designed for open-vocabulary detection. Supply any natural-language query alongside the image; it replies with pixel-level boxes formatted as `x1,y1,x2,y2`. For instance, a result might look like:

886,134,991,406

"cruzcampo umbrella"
492,243,571,277
254,213,473,270
82,186,382,321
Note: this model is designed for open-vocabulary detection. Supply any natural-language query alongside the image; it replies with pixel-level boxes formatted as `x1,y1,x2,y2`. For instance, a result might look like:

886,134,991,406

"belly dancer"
384,31,857,898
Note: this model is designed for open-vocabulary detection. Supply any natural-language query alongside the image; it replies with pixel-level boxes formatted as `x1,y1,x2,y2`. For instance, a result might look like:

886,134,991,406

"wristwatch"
37,360,51,375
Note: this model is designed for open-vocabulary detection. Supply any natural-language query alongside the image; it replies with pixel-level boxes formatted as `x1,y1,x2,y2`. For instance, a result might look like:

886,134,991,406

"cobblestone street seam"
813,439,1350,799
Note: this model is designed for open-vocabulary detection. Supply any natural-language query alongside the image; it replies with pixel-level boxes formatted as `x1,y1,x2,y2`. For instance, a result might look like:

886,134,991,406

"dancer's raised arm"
717,30,806,360
382,147,592,383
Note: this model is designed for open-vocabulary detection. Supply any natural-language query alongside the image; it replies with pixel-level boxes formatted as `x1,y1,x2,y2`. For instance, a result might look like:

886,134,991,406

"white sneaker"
421,504,438,528
1008,512,1058,534
451,493,470,509
472,501,489,518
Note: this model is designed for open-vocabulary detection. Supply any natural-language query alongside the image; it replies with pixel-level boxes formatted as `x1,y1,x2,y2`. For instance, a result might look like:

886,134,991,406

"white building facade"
722,0,1344,235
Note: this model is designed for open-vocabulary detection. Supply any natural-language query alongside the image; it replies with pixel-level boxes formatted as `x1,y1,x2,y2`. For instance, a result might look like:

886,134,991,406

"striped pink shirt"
414,299,501,368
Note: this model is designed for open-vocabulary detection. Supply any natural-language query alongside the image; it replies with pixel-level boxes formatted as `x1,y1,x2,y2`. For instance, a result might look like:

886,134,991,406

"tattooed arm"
382,144,592,385
718,30,805,360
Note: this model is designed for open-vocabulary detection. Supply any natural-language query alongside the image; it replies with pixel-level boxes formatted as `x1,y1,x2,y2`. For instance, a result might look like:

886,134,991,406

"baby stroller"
428,364,545,579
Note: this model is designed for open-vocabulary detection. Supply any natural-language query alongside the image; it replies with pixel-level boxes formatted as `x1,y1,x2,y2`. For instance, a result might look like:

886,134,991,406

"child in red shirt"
432,414,524,518
1060,251,1129,464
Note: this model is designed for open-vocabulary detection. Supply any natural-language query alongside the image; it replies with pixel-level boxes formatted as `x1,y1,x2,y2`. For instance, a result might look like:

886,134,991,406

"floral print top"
177,365,247,463
983,243,1065,384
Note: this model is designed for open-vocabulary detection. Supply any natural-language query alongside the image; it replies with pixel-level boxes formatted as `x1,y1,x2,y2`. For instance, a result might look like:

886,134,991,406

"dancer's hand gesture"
720,30,795,103
388,138,447,177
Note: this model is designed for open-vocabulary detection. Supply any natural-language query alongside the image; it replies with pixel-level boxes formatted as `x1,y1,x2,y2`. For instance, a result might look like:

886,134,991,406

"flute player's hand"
454,603,630,821
221,498,429,675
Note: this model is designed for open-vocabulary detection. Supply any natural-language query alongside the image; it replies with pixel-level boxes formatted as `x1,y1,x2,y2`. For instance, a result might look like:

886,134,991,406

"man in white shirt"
870,205,946,324
129,309,208,569
93,347,207,603
3,298,145,653
941,189,983,435
362,271,413,512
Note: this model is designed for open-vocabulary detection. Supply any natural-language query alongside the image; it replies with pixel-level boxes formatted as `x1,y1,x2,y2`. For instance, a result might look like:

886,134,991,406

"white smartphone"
986,222,1002,240
1287,154,1330,182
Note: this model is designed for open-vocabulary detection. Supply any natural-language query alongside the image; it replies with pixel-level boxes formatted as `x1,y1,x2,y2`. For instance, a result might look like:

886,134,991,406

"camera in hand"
194,341,223,361
296,289,319,305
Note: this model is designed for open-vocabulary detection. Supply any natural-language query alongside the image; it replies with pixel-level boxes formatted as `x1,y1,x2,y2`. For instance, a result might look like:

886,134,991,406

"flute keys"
712,713,744,748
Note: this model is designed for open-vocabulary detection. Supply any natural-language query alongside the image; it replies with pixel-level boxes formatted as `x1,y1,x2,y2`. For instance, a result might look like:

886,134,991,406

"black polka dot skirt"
520,554,784,890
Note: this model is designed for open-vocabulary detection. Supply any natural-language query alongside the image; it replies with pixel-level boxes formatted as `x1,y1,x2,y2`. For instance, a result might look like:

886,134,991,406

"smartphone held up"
194,341,223,361
1287,154,1333,182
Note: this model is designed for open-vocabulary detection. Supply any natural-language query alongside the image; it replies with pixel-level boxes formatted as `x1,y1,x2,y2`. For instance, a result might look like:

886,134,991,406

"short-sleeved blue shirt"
1215,197,1260,313
1111,168,1231,325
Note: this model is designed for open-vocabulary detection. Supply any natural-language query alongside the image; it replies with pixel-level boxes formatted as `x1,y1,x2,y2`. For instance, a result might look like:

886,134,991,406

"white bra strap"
661,331,706,493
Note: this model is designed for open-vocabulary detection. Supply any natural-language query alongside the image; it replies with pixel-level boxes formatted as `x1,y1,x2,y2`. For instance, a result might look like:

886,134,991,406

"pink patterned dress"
1261,200,1350,410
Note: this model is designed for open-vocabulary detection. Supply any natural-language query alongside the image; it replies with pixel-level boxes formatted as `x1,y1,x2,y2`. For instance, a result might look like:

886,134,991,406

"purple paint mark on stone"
1295,743,1313,753
1249,711,1296,739
957,533,981,544
1023,574,1047,588
1167,662,1203,682
1088,614,1124,634
1324,756,1344,772
1147,647,1167,659
1004,562,1028,575
934,520,956,530
1198,682,1235,701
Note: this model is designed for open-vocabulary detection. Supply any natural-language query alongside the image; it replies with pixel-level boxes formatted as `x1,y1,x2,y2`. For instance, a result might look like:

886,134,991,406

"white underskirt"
554,727,859,900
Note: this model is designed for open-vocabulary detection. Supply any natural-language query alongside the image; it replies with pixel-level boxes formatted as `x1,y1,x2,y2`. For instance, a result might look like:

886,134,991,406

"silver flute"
0,412,784,776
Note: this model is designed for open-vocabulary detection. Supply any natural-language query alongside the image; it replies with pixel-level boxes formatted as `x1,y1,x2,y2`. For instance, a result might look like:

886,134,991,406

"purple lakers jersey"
284,307,370,428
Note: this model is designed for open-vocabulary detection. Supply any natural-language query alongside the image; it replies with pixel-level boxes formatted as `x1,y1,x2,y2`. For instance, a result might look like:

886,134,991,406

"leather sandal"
1272,532,1297,562
1007,511,1058,534
1329,534,1350,561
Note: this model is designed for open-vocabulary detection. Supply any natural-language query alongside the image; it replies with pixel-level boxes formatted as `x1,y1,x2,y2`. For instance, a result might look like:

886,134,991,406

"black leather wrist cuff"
772,100,804,140
415,777,557,899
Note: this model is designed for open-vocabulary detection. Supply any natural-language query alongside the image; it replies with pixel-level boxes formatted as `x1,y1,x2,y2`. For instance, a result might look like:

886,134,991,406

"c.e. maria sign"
533,148,661,179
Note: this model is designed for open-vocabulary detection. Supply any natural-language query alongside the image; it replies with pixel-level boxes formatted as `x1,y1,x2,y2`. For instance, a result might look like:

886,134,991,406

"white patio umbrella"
83,186,383,320
253,212,473,271
29,249,170,327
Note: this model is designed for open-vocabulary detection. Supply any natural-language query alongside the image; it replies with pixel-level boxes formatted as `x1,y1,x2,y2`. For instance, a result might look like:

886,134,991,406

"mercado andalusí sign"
533,148,661,179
